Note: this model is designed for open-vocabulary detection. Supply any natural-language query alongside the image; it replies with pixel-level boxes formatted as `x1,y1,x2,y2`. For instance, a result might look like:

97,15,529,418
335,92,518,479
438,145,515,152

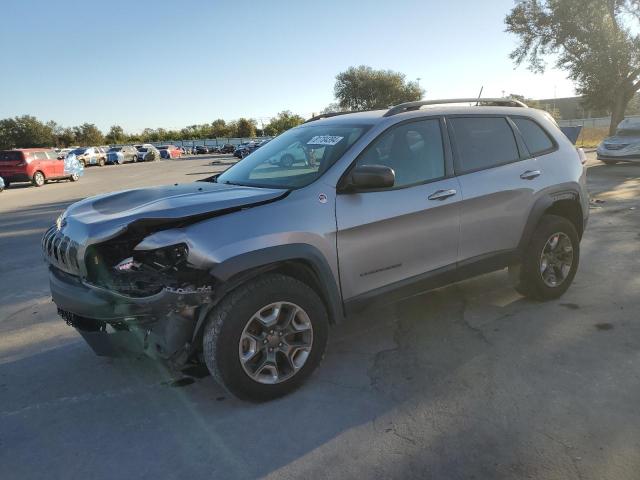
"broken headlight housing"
87,242,210,297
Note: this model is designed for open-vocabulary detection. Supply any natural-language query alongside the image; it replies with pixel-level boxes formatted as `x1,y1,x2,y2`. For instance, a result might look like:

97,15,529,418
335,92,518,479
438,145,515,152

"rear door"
336,117,461,300
447,115,543,262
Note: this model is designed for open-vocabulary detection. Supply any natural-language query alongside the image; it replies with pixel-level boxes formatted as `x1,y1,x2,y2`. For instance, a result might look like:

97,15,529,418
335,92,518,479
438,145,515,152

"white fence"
559,115,640,128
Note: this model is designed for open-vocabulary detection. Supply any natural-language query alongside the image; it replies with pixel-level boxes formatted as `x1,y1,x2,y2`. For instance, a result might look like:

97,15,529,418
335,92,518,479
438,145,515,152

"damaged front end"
47,229,215,365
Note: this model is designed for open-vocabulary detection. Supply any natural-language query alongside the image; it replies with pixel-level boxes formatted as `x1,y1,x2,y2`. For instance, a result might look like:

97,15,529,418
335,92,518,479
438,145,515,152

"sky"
0,0,576,133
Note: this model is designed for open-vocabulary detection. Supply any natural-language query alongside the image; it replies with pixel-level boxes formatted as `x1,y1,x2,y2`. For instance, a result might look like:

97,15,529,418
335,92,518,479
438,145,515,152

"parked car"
44,98,588,401
56,148,74,159
0,176,4,192
69,147,106,167
158,145,182,159
596,117,640,164
106,146,138,164
136,144,160,162
219,143,236,154
194,145,209,154
0,148,82,187
233,142,253,158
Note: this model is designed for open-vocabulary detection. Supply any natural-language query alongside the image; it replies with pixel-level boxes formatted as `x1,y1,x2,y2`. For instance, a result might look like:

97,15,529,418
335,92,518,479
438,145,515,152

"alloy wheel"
238,302,313,384
539,232,574,287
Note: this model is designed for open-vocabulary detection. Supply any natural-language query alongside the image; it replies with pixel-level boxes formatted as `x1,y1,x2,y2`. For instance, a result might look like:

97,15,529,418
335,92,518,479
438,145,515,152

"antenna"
475,86,484,106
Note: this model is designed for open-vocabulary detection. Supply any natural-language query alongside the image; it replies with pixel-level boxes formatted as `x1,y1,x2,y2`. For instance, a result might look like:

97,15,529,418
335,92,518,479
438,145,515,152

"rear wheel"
510,214,579,300
98,157,105,167
203,273,328,401
69,173,79,182
32,171,45,187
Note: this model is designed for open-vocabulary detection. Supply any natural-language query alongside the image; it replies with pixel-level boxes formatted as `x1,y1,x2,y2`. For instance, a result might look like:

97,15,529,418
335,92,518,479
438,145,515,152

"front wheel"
69,173,79,182
203,274,328,401
510,214,580,301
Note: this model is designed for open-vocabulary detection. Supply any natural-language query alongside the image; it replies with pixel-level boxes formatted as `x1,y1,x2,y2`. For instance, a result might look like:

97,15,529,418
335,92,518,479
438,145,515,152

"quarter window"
512,117,554,156
449,117,520,173
355,119,445,188
33,152,48,160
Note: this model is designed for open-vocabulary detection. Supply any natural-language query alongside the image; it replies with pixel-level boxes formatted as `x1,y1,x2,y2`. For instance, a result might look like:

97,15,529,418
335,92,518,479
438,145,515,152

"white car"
68,147,106,167
135,144,161,162
597,118,640,164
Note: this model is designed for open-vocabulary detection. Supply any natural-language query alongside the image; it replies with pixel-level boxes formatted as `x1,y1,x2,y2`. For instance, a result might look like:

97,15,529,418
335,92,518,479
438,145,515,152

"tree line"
0,111,312,149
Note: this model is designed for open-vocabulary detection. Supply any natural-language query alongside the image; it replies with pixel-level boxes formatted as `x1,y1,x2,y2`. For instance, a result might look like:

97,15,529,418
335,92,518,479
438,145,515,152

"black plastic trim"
209,244,344,324
344,249,517,315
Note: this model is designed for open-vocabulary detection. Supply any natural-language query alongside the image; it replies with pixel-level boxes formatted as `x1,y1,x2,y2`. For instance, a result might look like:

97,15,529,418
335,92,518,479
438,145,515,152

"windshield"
217,124,369,189
71,148,87,155
615,128,640,137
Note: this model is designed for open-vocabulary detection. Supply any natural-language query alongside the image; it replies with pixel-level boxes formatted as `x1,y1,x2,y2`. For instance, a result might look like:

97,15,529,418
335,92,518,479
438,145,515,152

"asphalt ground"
1,152,639,479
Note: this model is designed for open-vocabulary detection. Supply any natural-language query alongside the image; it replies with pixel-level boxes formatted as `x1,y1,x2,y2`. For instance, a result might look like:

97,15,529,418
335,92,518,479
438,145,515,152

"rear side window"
512,117,555,156
449,117,520,173
0,151,23,162
33,152,48,160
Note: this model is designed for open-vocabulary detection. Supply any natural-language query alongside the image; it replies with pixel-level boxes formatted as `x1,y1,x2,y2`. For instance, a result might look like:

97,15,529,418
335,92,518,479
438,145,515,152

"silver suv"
43,98,589,401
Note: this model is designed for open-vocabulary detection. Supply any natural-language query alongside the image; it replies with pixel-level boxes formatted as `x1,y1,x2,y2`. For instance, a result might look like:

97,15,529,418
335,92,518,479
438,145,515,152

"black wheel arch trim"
208,244,344,325
518,186,585,254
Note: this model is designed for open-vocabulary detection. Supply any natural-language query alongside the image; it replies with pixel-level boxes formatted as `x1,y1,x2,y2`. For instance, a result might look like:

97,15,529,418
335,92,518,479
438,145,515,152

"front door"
336,117,461,301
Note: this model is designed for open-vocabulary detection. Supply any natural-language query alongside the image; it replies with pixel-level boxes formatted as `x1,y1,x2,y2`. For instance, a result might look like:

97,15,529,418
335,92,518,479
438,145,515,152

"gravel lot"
1,153,639,479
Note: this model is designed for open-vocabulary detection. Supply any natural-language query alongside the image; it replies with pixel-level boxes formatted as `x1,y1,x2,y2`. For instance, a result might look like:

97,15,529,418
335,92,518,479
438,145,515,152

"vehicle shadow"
3,263,637,479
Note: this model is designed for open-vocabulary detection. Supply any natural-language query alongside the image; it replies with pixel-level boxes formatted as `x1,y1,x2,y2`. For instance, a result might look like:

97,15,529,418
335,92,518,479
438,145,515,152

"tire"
32,171,46,187
69,173,79,182
203,273,329,402
98,157,105,167
3,180,9,189
79,159,86,168
280,154,294,168
510,214,580,301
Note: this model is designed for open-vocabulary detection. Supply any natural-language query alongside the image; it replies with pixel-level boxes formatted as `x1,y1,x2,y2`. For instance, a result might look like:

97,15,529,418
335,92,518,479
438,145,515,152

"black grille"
42,226,81,275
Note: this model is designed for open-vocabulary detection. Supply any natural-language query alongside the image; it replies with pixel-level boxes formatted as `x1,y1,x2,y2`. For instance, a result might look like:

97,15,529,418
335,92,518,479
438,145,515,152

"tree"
333,65,424,111
264,111,305,136
0,115,55,149
235,118,257,138
105,125,126,145
506,0,640,135
210,119,230,138
73,123,104,146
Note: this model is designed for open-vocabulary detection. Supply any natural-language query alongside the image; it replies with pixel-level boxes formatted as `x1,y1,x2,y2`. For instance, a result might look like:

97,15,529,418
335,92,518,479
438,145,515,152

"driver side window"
356,118,445,188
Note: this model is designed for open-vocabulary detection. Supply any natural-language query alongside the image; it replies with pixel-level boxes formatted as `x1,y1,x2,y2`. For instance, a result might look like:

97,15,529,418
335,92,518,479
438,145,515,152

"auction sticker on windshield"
307,136,343,146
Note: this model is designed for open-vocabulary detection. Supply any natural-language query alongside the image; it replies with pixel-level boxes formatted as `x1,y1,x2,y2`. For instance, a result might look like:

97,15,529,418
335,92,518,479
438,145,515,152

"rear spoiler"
560,126,582,145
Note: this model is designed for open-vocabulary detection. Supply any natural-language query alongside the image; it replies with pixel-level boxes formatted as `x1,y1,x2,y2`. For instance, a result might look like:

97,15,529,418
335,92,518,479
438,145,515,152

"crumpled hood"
61,181,287,245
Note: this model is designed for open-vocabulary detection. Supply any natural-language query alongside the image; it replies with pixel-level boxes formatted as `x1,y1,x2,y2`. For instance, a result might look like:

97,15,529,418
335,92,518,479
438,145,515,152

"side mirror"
343,164,395,191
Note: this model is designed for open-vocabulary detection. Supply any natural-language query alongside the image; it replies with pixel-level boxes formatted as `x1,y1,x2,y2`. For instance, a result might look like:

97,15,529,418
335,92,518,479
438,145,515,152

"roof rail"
304,111,356,123
383,98,528,117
